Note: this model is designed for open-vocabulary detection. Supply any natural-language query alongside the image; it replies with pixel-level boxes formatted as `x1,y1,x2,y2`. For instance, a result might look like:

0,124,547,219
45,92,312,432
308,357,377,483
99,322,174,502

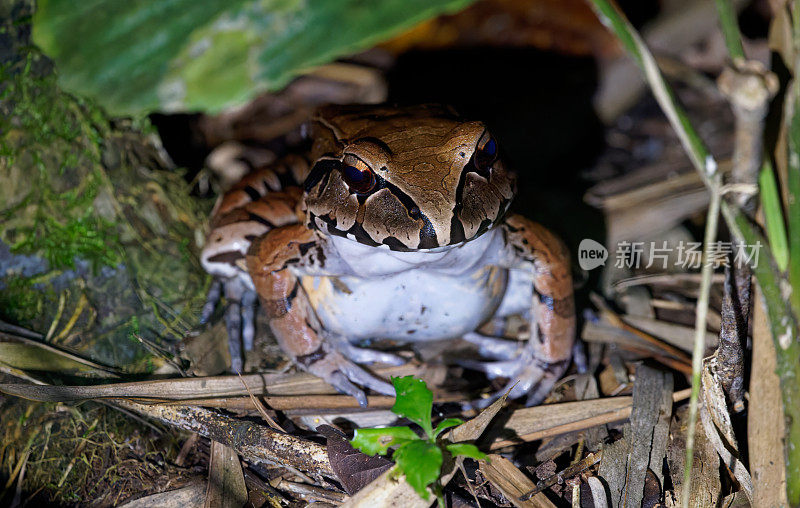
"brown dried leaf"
700,362,753,503
205,441,247,508
317,424,392,495
0,364,418,402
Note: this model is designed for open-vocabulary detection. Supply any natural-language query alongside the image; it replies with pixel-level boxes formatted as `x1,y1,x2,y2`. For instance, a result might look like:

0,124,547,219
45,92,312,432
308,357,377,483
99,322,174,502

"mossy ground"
0,395,207,506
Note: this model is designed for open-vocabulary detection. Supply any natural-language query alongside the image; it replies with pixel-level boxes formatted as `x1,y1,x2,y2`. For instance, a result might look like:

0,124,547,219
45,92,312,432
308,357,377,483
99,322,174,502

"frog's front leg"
247,224,395,406
474,214,575,405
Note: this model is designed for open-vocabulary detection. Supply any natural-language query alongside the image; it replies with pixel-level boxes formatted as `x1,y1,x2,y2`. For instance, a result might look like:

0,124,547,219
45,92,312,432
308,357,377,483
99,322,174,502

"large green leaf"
33,0,474,116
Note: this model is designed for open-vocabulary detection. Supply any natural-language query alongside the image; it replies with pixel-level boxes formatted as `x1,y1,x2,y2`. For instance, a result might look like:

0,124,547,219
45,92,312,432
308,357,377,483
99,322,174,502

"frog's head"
303,104,516,251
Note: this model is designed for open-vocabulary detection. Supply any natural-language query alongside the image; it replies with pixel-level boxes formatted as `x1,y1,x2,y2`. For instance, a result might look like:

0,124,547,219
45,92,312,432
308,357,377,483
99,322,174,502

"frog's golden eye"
474,131,498,173
341,154,376,194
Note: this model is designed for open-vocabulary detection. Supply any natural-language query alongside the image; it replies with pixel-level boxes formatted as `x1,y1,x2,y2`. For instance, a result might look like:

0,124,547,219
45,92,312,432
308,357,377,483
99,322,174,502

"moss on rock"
0,1,211,370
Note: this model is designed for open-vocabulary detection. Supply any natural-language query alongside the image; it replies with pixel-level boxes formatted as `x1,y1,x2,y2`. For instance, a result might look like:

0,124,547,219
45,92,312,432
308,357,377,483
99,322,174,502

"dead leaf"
318,425,392,495
700,362,753,503
488,388,690,450
205,441,247,508
0,364,418,401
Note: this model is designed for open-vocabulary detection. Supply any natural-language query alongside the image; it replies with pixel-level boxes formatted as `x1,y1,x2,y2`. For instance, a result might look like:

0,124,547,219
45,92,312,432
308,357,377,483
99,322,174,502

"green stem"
787,89,800,319
760,160,790,271
713,0,745,60
682,173,722,508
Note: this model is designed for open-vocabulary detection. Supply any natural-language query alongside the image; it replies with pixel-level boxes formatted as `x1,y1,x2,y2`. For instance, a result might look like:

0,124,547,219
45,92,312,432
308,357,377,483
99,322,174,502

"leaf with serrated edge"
350,427,420,456
391,376,434,437
393,440,443,500
445,443,486,460
433,418,463,437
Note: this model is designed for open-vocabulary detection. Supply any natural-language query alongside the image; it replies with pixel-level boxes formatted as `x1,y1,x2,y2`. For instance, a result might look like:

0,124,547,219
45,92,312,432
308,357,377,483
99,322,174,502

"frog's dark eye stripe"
341,154,376,194
304,159,339,193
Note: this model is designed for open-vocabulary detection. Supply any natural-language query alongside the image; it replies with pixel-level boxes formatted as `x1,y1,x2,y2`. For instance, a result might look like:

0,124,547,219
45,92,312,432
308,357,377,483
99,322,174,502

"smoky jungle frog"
201,104,575,406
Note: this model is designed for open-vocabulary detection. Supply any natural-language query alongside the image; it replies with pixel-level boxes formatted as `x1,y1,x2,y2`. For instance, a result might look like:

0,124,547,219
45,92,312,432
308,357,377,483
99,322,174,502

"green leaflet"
349,376,489,505
392,440,442,501
433,418,463,437
390,376,434,438
445,443,486,460
350,427,419,456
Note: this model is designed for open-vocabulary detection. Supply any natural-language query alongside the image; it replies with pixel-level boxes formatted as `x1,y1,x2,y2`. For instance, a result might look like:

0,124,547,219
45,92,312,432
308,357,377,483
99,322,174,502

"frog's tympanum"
201,104,575,406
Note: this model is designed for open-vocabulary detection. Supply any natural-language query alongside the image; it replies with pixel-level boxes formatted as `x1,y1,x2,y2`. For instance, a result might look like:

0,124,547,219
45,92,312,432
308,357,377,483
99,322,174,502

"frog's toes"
512,359,569,406
463,348,569,407
224,289,258,373
328,371,368,407
200,280,222,325
306,349,395,405
458,357,521,379
201,277,259,373
463,332,521,360
328,336,405,366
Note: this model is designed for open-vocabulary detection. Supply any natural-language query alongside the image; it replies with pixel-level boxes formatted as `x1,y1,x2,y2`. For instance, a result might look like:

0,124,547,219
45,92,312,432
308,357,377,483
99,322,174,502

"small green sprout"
350,376,486,505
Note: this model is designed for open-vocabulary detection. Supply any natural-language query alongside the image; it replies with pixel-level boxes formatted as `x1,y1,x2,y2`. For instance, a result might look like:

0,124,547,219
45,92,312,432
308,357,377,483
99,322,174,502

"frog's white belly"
301,266,507,341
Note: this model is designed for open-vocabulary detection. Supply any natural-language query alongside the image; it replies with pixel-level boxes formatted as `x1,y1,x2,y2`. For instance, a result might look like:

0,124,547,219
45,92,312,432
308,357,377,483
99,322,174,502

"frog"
200,104,575,407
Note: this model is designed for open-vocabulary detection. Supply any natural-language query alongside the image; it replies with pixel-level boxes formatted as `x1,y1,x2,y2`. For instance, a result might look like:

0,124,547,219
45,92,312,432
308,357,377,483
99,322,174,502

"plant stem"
682,172,721,508
787,88,800,319
760,160,790,271
587,0,714,183
715,57,776,411
713,0,745,61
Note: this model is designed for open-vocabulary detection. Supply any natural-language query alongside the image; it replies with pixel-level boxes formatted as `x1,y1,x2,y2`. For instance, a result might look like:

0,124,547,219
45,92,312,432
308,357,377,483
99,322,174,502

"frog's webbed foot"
304,346,396,406
461,335,569,408
200,277,258,373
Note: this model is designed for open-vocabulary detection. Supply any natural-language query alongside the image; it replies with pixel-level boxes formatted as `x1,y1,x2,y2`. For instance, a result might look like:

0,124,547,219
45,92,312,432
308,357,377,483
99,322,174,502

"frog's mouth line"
305,161,512,252
307,210,504,254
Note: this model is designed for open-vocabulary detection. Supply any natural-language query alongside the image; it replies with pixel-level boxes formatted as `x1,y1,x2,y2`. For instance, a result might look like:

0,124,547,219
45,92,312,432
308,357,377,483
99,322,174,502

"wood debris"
480,455,556,508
